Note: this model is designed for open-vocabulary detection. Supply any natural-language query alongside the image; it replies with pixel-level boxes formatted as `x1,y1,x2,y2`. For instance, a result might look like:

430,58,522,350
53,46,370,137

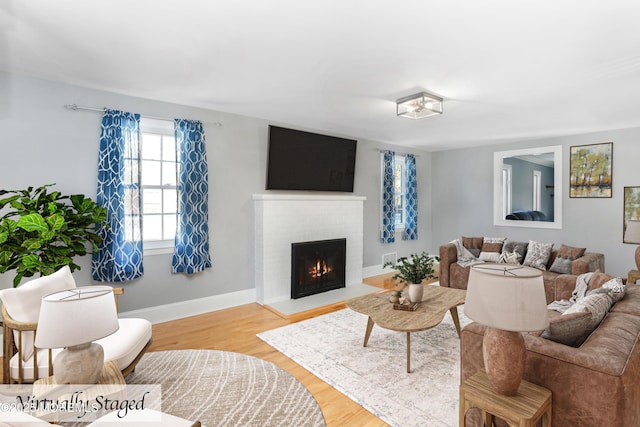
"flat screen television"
266,125,357,192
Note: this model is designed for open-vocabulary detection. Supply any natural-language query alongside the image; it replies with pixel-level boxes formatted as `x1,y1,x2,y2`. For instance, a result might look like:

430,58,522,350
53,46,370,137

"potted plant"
384,251,440,303
0,184,107,287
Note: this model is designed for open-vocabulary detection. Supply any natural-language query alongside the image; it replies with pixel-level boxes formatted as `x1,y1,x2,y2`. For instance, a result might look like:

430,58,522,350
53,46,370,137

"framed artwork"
569,142,613,198
624,186,640,244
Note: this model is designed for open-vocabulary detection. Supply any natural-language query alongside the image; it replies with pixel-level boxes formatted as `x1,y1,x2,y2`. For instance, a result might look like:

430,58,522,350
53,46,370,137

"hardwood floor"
0,273,410,426
148,273,401,427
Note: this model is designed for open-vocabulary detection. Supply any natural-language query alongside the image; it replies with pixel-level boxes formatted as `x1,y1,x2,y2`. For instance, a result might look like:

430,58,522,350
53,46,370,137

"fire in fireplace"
291,238,346,299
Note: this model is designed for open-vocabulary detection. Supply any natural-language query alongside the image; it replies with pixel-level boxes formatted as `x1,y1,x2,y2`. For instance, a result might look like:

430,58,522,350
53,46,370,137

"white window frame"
533,170,542,212
502,164,512,218
380,153,407,231
140,118,177,256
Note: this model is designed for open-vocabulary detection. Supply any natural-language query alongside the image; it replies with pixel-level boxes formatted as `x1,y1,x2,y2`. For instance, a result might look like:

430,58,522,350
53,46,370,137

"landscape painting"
569,142,613,198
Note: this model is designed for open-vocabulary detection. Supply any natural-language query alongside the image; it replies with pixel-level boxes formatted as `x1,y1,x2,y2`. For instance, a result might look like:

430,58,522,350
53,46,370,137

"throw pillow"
601,277,626,303
523,240,554,271
502,240,528,262
497,251,521,264
0,266,77,362
479,237,506,262
549,257,573,274
462,236,483,258
549,244,587,274
564,292,615,345
541,311,593,346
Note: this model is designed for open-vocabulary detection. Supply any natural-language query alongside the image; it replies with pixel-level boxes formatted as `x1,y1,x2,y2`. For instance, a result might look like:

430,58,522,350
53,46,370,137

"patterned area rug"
258,307,471,427
127,350,325,427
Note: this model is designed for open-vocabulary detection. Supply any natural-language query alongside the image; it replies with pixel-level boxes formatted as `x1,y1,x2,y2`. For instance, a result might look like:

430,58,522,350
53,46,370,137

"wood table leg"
450,307,462,338
406,331,411,373
363,316,375,347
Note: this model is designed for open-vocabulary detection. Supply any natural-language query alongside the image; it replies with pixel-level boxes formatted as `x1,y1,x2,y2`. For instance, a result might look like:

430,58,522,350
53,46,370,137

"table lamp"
35,286,120,384
464,264,548,396
623,219,640,270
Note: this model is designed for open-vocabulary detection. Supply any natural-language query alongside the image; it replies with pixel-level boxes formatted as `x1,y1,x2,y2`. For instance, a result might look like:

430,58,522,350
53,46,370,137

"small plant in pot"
0,184,107,287
384,252,440,303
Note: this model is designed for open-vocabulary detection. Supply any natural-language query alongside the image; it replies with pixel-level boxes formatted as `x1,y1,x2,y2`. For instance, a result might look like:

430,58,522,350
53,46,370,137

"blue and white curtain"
92,110,144,282
172,119,212,274
380,150,395,243
403,154,418,240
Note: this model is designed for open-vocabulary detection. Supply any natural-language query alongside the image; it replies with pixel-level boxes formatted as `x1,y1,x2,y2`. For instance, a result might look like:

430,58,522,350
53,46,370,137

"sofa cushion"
0,266,77,362
462,236,483,257
541,311,593,346
549,244,587,274
523,240,554,270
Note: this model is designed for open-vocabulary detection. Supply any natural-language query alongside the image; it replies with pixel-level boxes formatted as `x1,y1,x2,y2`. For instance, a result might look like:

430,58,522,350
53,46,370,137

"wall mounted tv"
266,125,357,192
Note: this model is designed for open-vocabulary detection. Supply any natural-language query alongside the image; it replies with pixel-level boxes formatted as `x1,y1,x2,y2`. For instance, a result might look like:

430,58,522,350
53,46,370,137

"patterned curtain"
403,154,418,240
172,119,212,274
92,109,144,282
380,150,395,243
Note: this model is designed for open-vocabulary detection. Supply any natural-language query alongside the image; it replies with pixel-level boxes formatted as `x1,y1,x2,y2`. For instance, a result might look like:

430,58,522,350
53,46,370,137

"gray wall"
430,128,640,277
0,72,432,311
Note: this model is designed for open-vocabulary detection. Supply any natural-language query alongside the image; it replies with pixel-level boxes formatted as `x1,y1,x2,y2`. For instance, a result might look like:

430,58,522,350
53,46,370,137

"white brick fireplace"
253,194,366,305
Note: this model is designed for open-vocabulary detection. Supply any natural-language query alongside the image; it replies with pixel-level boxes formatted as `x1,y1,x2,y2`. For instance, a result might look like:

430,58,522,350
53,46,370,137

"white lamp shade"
35,286,120,349
624,220,640,243
464,264,549,332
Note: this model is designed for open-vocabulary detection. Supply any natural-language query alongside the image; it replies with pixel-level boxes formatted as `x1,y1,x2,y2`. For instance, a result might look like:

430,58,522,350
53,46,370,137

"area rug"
258,308,472,427
127,350,326,427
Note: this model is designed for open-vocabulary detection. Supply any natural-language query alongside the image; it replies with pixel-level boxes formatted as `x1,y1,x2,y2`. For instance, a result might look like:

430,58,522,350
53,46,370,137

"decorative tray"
393,302,420,311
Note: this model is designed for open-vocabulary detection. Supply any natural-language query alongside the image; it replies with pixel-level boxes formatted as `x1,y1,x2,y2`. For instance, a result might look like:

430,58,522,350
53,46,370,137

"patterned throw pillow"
462,236,483,258
549,244,587,274
601,277,626,303
502,240,528,261
479,237,506,262
498,251,520,264
523,240,554,270
541,311,593,346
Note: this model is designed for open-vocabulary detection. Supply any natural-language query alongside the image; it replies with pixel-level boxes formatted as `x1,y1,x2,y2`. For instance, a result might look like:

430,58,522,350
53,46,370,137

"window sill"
144,240,174,256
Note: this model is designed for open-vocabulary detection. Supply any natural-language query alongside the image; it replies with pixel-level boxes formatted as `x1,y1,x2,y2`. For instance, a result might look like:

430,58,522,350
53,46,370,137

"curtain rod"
377,148,419,157
64,104,223,127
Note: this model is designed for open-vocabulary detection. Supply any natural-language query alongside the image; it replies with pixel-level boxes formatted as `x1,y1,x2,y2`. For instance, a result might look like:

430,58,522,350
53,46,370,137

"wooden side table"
460,369,552,427
628,269,640,285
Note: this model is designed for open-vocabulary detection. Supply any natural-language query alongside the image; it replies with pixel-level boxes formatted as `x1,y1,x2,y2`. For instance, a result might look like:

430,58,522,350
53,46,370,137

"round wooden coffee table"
347,285,466,373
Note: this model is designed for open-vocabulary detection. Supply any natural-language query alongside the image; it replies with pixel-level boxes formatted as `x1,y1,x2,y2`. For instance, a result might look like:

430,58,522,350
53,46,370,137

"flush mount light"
396,91,443,119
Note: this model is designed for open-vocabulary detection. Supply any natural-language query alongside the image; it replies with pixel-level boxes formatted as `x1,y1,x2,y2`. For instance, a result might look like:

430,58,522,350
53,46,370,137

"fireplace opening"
291,238,346,299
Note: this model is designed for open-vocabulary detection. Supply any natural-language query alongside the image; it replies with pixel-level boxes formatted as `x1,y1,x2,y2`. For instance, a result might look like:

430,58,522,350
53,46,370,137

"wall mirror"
493,145,562,229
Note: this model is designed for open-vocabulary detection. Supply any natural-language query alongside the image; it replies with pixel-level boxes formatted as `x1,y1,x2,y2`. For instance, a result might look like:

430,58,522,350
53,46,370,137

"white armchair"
0,266,152,384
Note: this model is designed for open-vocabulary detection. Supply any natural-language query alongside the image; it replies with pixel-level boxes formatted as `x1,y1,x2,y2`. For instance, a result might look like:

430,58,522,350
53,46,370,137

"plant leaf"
17,213,48,233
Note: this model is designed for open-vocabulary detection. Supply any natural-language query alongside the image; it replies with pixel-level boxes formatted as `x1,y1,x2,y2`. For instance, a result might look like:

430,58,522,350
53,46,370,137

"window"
140,118,177,253
502,164,512,218
380,153,407,229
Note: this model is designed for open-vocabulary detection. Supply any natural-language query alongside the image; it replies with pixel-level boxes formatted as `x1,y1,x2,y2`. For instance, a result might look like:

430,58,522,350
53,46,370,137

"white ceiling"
2,0,640,151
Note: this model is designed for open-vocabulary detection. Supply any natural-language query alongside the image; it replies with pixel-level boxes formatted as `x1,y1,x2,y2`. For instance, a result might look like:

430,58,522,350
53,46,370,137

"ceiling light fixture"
396,91,443,119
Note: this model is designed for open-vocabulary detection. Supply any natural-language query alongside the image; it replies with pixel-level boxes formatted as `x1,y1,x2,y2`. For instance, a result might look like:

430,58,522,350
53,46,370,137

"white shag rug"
258,307,471,427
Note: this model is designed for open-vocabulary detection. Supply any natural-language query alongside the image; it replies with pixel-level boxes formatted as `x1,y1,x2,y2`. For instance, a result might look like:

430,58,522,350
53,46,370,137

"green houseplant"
0,184,107,287
384,251,440,303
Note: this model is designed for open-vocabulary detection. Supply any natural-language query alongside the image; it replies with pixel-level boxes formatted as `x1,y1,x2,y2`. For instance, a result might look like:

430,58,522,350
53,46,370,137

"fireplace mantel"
253,194,366,305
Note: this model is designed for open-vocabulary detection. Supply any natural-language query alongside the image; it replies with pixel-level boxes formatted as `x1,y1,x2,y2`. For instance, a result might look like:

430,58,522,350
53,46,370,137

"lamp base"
635,246,640,271
482,327,525,396
53,342,104,384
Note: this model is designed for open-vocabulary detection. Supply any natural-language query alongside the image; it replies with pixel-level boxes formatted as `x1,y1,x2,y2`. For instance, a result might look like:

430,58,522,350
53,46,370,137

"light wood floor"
148,273,403,427
0,273,411,426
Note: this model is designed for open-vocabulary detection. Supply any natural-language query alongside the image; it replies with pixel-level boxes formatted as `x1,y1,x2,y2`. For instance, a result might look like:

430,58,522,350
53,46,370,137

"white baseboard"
119,288,256,325
362,264,392,278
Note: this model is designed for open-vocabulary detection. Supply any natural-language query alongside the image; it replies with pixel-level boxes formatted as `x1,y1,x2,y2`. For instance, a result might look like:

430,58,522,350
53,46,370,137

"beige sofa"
460,273,640,427
439,239,605,304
